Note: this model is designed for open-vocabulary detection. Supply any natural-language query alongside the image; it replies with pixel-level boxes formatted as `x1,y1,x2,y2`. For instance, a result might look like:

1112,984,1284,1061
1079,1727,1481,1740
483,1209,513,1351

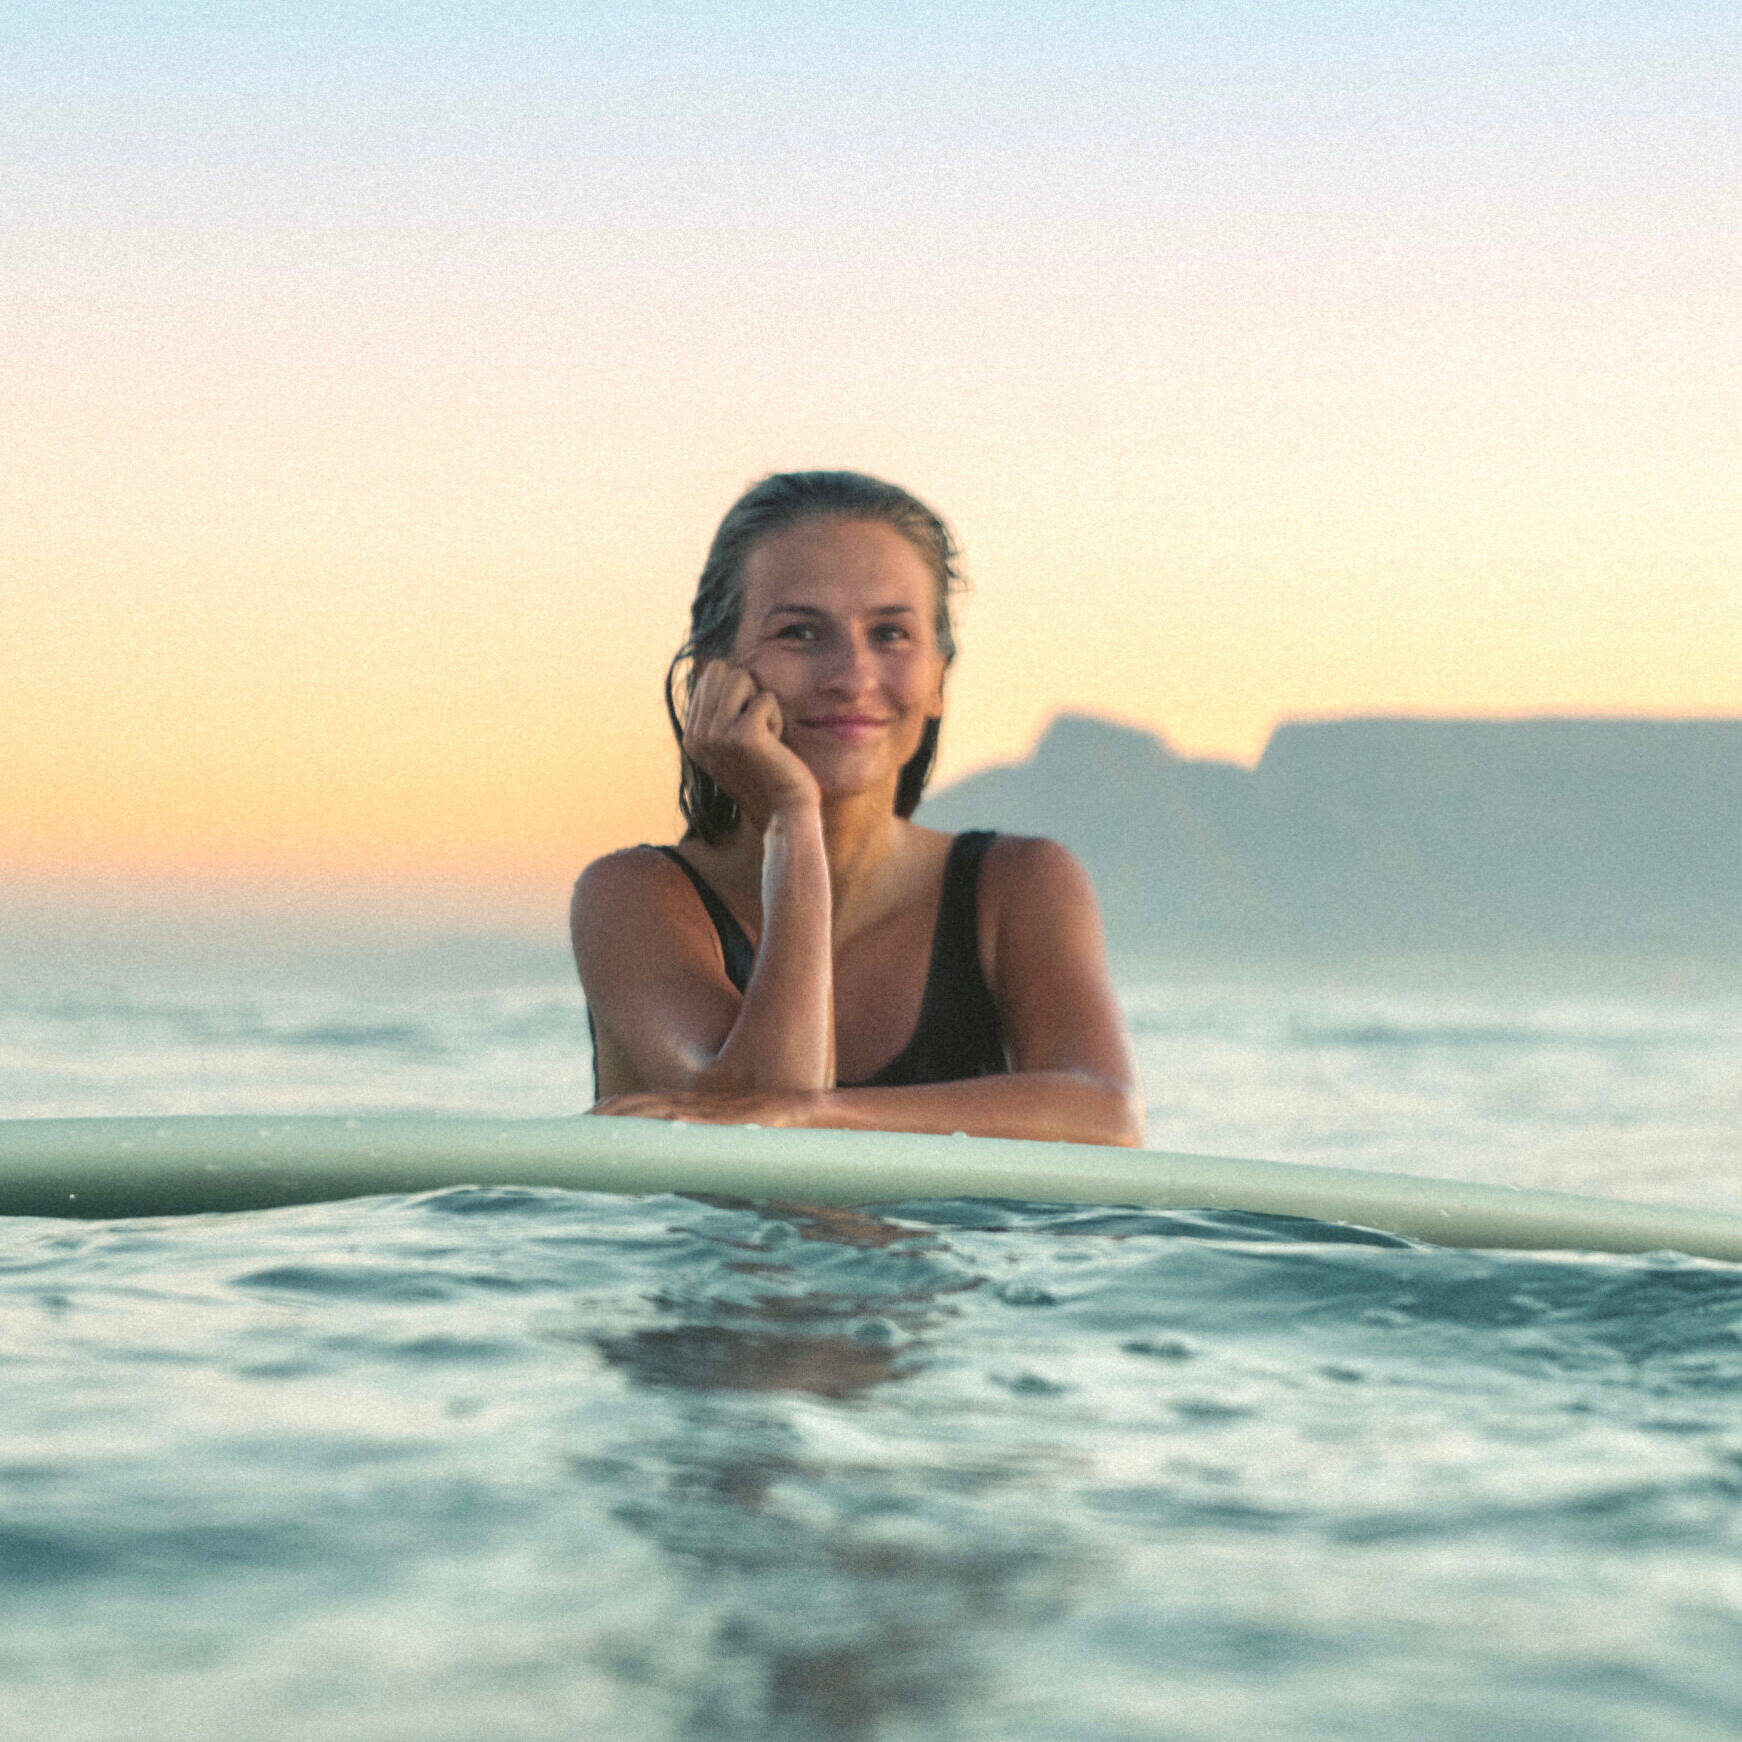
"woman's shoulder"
974,833,1102,940
570,844,708,946
572,842,677,901
905,825,1079,870
977,832,1091,889
970,835,1111,1000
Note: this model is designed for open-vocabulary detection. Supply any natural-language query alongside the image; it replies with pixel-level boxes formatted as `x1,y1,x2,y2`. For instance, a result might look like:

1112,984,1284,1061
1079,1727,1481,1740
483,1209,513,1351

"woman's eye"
774,623,816,642
872,623,910,643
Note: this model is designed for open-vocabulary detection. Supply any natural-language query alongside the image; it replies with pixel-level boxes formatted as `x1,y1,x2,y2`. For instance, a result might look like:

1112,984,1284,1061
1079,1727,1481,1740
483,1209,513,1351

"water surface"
3,967,1740,1738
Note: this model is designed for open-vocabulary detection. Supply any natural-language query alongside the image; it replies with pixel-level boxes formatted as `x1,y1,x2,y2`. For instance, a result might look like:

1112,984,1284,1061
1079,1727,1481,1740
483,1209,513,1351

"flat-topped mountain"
918,714,1742,960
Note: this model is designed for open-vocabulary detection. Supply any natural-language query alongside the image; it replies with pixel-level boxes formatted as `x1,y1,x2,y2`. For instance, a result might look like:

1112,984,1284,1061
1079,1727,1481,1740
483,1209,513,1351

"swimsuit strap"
653,845,757,991
935,829,996,988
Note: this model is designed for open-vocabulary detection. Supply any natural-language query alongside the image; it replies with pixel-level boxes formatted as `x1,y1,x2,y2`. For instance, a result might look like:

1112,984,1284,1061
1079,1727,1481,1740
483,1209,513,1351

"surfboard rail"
3,1114,1741,1261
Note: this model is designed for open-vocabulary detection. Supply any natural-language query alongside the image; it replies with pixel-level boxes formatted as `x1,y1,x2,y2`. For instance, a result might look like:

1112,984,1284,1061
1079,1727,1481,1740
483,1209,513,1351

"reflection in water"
598,1200,947,1402
685,1195,940,1250
597,1325,900,1399
585,1199,1085,1739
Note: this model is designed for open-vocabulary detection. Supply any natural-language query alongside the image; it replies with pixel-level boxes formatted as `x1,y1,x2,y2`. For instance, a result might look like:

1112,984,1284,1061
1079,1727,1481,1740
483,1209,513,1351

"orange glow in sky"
6,5,1737,930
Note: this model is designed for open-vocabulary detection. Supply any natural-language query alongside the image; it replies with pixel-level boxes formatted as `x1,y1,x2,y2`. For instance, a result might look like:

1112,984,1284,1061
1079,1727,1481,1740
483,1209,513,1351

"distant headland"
919,714,1742,963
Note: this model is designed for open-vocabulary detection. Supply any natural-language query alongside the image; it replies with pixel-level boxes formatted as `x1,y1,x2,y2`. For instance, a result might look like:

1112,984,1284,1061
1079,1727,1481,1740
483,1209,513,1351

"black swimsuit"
588,830,1008,1096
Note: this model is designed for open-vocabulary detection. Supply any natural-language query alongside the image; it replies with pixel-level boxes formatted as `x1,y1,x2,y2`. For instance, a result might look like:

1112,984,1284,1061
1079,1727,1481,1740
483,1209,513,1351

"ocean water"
3,962,1741,1739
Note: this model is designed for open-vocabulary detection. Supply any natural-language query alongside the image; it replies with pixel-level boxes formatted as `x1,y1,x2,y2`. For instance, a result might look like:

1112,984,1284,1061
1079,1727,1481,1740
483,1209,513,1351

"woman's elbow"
1106,1084,1147,1148
683,1055,750,1096
1062,1073,1146,1147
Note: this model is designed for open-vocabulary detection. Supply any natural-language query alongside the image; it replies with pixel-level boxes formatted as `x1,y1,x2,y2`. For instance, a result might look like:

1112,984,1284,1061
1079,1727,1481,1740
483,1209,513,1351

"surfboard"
2,1113,1740,1261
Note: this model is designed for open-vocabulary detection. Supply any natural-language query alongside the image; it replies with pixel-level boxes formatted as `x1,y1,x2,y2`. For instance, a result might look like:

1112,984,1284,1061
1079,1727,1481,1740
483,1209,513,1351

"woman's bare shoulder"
979,833,1096,905
974,834,1106,981
573,842,674,890
572,843,677,915
571,842,748,1078
570,845,711,969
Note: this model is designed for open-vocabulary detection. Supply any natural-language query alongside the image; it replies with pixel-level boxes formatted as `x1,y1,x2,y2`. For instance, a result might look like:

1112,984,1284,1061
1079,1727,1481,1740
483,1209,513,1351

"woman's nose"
819,628,877,693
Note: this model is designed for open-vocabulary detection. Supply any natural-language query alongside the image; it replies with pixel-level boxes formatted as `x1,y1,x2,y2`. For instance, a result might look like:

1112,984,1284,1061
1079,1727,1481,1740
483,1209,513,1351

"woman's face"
732,517,947,803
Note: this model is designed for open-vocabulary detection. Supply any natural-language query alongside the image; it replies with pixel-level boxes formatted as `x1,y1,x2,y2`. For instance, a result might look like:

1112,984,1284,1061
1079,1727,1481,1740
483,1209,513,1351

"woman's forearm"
608,1069,1146,1148
692,801,835,1092
813,1071,1145,1147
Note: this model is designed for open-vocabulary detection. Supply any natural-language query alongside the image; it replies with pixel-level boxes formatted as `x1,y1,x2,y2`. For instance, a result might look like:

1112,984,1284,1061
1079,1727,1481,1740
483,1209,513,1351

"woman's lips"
799,715,890,741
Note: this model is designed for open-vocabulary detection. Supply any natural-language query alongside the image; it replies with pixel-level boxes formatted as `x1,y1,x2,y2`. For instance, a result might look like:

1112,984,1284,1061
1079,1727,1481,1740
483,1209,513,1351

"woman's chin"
806,757,906,806
791,728,927,805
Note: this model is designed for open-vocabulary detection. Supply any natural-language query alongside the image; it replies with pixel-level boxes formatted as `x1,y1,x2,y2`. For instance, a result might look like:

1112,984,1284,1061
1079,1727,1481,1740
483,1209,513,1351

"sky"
5,1,1738,936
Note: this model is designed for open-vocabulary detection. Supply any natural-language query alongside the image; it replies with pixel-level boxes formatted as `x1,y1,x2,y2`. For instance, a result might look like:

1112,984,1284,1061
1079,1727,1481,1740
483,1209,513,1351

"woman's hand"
684,660,820,825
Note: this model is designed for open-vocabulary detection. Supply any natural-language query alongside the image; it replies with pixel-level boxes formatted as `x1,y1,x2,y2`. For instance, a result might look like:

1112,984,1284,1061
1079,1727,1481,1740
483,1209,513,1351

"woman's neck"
707,785,908,935
817,794,905,927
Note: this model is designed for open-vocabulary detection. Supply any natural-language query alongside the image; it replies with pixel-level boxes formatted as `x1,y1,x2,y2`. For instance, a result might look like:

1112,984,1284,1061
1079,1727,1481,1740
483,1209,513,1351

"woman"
572,471,1143,1147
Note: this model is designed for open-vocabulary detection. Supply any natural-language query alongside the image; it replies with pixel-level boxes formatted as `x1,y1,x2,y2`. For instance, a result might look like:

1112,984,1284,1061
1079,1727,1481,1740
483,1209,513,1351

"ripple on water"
7,1190,1742,1740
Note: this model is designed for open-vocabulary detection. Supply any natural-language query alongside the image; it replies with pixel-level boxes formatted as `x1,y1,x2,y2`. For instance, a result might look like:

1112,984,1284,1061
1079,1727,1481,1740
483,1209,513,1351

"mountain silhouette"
918,714,1742,960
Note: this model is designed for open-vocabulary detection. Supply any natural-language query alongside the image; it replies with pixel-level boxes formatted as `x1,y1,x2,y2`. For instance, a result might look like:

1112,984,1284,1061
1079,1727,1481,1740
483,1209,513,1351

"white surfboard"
2,1113,1740,1261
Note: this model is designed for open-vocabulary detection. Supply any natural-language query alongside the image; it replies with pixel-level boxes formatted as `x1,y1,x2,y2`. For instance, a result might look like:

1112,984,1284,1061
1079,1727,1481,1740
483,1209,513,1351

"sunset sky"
6,1,1737,934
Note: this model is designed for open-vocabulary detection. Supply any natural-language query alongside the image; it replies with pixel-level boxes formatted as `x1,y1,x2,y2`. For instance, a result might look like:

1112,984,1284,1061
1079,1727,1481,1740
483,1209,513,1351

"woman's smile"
797,712,893,741
733,517,947,793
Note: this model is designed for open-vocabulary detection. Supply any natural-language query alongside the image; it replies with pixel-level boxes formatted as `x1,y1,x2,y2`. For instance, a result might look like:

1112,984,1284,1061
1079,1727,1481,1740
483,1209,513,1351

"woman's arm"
572,663,836,1094
594,837,1147,1147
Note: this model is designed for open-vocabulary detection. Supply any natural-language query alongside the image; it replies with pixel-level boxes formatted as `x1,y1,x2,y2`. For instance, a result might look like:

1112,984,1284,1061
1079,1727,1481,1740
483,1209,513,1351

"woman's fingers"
590,1089,802,1126
589,1092,670,1119
685,660,758,746
741,685,783,744
686,663,780,758
683,658,819,818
